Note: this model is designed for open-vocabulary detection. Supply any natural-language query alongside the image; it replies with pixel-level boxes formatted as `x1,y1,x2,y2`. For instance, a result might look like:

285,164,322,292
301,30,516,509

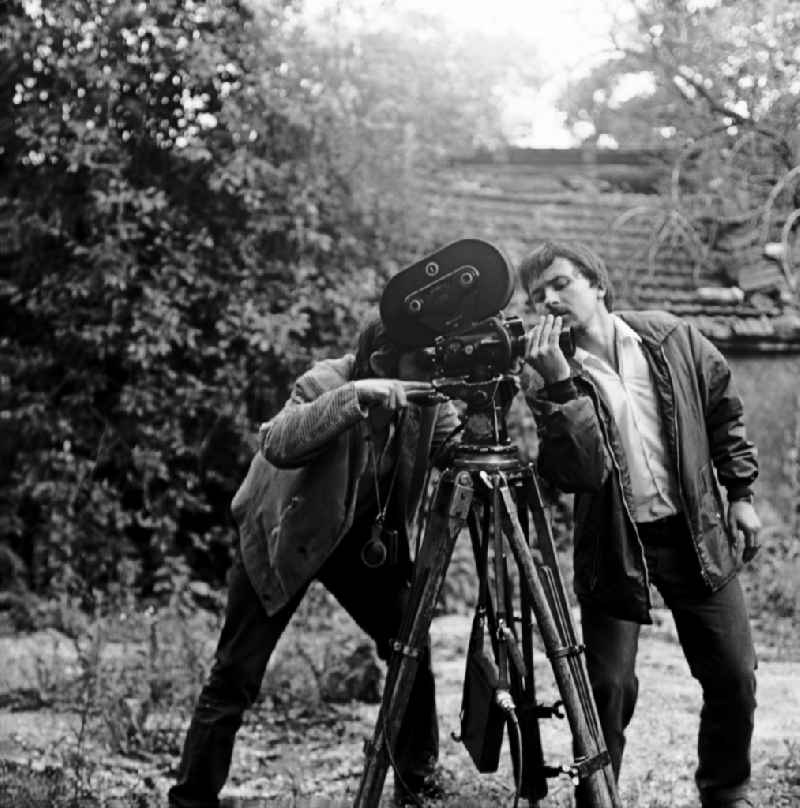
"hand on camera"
525,314,572,384
354,379,436,410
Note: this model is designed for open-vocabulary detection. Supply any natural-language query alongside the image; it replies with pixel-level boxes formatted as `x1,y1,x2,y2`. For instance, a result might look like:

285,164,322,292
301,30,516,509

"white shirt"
575,315,681,523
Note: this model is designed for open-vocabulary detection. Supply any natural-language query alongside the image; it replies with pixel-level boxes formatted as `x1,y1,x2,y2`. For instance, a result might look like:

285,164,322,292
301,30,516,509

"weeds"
0,575,221,807
0,756,97,808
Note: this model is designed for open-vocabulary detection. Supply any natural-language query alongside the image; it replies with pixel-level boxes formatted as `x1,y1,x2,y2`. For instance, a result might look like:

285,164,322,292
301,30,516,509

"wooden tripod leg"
521,473,602,744
510,478,548,804
497,480,622,808
353,469,474,808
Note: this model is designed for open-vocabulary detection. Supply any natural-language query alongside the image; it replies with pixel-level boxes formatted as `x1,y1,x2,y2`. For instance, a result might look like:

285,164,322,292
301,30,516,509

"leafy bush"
0,0,414,599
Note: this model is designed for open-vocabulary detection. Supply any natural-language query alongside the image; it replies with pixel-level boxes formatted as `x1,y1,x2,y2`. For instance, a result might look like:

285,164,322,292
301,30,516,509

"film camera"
357,240,619,807
380,238,573,408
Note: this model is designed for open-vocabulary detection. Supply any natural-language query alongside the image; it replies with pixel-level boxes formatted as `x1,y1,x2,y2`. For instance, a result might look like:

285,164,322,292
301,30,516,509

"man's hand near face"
525,314,572,385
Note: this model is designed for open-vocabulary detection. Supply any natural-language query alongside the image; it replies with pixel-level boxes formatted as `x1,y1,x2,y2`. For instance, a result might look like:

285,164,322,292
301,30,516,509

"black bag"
459,624,507,772
455,503,511,773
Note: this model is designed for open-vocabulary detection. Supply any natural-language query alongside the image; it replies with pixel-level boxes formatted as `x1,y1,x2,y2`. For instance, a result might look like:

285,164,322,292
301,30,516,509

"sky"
304,0,631,146
425,0,632,146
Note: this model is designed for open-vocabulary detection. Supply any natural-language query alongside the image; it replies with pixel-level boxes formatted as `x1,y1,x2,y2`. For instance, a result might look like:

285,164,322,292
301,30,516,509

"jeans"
577,515,756,807
168,525,439,808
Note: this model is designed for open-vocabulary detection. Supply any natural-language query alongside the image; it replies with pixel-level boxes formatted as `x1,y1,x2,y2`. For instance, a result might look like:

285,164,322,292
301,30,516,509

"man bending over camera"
168,317,459,808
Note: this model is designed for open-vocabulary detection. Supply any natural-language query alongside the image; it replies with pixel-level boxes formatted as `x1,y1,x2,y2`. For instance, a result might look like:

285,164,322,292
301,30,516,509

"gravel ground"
2,609,797,808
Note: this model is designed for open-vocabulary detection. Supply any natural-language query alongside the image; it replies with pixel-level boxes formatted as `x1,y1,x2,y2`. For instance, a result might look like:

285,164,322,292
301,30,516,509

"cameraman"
519,241,760,808
168,317,459,808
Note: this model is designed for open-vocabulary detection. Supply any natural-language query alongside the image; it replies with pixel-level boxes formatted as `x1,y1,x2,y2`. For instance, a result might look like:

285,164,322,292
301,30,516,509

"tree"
0,0,394,597
299,3,543,251
560,0,800,287
565,1,800,147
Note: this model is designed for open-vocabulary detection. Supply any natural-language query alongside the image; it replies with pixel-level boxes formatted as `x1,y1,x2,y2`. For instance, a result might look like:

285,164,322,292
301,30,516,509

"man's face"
368,347,434,381
396,349,435,381
526,257,605,329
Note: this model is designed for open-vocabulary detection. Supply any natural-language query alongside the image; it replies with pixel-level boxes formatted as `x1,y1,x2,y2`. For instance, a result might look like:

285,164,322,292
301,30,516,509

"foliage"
564,0,800,154
561,0,800,280
301,3,540,241
0,589,219,808
0,0,519,599
1,0,344,596
0,758,98,808
262,581,384,706
741,520,800,657
67,604,215,758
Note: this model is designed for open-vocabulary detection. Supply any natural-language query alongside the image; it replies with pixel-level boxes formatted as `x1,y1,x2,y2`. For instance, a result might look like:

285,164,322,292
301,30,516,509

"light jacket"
230,355,460,616
526,310,758,624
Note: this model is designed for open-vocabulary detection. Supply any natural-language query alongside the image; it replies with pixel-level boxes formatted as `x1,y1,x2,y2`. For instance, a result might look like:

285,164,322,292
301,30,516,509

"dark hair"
518,240,615,310
353,317,403,379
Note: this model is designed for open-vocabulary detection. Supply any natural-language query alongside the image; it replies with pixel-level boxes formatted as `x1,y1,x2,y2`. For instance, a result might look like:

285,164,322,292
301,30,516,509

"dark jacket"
231,355,460,616
526,311,758,624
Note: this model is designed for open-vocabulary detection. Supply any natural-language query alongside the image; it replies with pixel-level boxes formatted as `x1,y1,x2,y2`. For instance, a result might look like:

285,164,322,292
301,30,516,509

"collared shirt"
574,315,680,523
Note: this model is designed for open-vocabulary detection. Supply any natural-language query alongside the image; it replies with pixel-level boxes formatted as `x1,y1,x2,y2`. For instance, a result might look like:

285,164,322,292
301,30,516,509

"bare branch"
670,124,730,205
628,4,793,150
760,165,800,243
779,208,800,290
672,68,749,125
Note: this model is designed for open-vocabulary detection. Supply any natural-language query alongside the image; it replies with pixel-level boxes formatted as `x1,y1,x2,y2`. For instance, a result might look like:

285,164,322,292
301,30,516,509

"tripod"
354,375,621,807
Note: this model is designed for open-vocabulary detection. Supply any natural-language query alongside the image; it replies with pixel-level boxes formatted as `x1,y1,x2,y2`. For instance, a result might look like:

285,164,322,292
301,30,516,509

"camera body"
380,238,514,353
424,314,527,381
381,239,573,399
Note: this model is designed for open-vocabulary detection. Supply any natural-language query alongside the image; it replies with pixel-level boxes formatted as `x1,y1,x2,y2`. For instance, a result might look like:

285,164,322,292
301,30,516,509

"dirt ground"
1,608,798,808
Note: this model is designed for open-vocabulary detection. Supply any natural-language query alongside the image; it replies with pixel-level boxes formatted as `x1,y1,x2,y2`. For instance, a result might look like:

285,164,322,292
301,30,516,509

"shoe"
392,767,446,806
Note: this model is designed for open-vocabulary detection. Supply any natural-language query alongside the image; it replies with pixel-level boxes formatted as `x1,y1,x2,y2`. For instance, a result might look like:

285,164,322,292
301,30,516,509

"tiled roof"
420,154,800,352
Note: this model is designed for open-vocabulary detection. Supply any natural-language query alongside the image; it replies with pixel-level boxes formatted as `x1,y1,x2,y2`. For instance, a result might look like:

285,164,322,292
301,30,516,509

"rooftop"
421,148,800,353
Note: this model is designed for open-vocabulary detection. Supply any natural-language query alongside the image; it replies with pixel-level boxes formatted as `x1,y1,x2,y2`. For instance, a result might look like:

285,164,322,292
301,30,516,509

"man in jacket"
168,318,460,808
518,241,761,808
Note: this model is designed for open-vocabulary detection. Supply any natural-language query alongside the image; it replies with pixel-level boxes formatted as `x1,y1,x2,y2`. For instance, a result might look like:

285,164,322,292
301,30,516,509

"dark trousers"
578,516,756,807
168,527,439,808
